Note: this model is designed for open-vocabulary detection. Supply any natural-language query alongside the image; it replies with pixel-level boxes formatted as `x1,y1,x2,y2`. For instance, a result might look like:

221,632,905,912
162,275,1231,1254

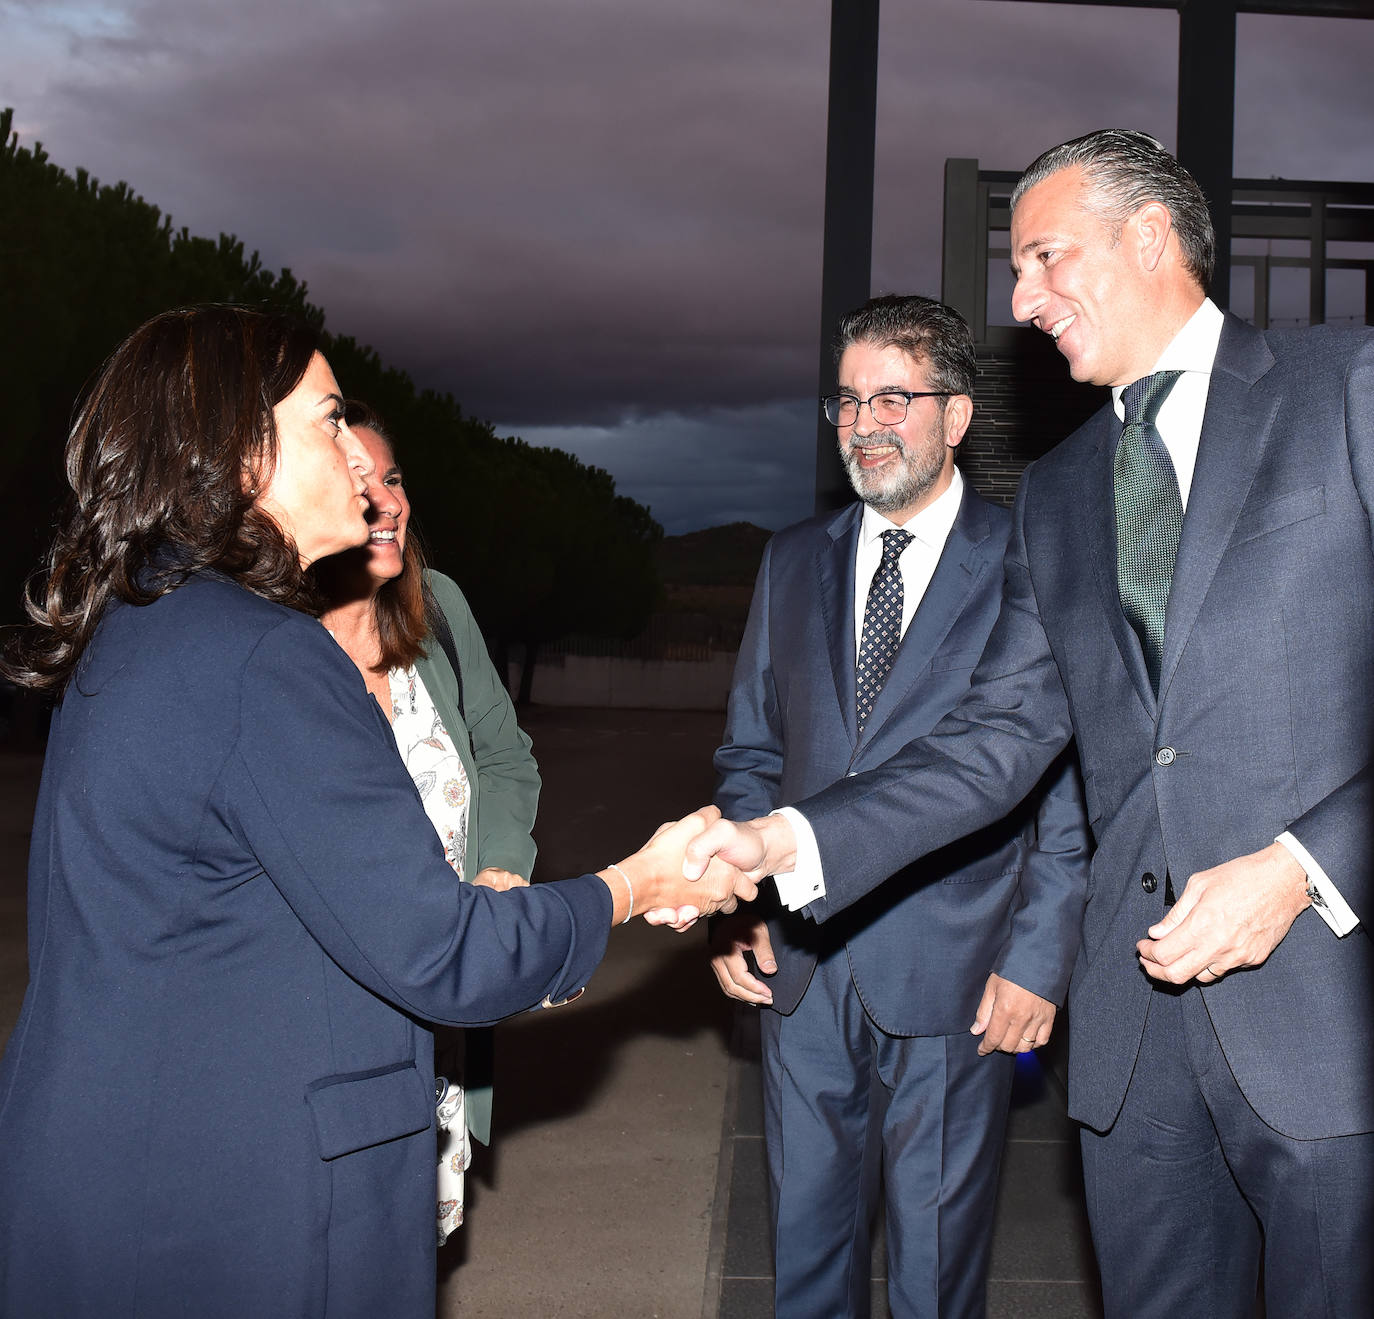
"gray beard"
839,429,945,515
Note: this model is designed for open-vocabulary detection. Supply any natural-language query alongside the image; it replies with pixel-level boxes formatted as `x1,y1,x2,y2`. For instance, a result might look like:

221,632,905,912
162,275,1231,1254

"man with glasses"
708,294,1089,1317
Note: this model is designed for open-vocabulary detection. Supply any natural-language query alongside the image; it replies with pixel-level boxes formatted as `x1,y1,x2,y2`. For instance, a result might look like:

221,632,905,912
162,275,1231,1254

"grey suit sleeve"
798,479,1076,923
992,750,1091,1006
1286,339,1374,925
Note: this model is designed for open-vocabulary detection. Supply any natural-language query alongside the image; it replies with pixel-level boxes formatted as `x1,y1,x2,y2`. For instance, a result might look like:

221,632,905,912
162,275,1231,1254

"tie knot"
1121,370,1183,428
880,529,913,562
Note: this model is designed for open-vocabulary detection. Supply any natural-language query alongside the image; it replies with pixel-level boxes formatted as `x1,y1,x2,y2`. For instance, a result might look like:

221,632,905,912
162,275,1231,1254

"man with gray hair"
687,131,1374,1316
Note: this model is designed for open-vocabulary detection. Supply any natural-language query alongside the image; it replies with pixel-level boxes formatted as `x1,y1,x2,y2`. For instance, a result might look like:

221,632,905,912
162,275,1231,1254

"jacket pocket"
304,1061,432,1161
1231,485,1325,546
930,647,983,674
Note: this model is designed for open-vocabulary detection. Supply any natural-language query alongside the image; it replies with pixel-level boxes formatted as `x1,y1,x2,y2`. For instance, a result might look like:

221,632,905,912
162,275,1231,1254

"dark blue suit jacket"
797,317,1374,1138
715,485,1089,1035
0,572,611,1317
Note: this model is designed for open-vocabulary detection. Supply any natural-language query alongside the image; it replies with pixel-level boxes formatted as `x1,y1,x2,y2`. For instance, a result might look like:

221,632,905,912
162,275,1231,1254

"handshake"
598,806,799,930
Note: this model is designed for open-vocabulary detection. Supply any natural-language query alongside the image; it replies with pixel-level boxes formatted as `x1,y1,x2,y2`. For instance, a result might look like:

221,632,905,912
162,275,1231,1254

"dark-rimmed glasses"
821,390,952,428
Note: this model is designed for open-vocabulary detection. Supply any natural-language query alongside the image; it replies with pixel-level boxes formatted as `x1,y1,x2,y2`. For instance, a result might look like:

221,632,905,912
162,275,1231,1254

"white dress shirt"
778,306,1357,935
1109,295,1223,513
851,470,964,651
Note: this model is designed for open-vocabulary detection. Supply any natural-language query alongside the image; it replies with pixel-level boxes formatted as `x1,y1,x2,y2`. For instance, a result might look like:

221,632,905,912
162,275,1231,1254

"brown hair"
2,304,318,693
831,294,976,396
313,400,432,674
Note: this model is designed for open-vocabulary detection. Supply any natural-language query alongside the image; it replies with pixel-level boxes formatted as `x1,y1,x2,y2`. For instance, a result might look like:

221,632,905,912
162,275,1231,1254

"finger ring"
1020,1035,1036,1044
1206,965,1222,978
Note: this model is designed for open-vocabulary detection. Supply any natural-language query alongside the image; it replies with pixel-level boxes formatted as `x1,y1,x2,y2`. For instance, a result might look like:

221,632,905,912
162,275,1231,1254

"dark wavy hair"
832,294,976,397
1,304,319,693
312,400,432,674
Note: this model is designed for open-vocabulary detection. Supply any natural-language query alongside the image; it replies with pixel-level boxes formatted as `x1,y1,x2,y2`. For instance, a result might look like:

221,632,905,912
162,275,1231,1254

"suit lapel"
817,503,862,744
1080,408,1158,713
858,486,993,745
1158,316,1277,701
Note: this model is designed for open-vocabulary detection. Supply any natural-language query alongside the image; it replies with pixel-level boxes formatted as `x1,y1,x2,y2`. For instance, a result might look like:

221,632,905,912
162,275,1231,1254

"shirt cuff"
770,807,825,911
1275,831,1360,936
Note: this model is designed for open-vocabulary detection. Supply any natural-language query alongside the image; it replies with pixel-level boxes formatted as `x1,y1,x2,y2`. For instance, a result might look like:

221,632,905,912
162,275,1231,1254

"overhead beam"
986,0,1374,14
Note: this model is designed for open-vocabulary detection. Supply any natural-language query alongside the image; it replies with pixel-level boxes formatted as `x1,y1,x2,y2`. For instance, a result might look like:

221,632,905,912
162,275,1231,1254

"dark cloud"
3,0,1371,530
504,401,821,536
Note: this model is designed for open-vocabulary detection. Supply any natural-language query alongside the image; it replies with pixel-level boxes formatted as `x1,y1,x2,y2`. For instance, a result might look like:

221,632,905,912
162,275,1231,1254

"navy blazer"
0,572,611,1317
716,485,1089,1035
797,317,1374,1139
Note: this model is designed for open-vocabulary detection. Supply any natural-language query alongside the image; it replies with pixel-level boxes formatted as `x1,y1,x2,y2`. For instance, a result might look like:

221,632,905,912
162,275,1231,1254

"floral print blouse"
386,663,472,1246
387,664,470,877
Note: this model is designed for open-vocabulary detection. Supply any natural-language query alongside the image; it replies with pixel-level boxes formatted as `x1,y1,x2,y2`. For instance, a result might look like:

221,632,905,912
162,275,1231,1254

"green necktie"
1114,370,1184,692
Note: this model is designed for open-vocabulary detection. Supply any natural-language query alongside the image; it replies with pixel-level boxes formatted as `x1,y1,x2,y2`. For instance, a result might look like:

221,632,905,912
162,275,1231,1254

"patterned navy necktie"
856,528,913,733
1114,370,1184,691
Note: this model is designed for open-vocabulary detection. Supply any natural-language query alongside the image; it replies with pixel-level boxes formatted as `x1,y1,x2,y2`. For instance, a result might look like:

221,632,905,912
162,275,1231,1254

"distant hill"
657,521,772,588
642,522,773,650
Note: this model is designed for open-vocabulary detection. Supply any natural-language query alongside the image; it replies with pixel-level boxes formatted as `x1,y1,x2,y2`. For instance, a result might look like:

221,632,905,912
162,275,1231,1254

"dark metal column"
1308,193,1327,324
942,158,987,341
1176,0,1237,307
814,0,880,514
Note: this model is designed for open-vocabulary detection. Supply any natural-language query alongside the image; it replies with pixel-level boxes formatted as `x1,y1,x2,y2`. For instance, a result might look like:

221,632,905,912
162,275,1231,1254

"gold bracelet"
606,862,634,924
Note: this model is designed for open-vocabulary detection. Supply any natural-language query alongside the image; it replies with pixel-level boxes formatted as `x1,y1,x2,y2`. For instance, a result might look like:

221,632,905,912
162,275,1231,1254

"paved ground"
0,708,1103,1317
438,708,736,1318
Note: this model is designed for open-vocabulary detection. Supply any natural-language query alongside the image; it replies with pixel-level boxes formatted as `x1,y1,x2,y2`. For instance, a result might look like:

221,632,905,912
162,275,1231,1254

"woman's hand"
473,867,528,892
599,806,758,926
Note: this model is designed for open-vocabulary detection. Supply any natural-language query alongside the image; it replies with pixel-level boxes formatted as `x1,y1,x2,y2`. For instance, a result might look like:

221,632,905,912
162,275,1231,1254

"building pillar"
1176,0,1237,307
942,158,986,340
814,0,880,514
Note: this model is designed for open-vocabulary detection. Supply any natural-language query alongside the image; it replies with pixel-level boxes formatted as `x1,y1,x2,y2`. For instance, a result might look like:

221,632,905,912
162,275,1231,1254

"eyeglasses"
821,390,952,428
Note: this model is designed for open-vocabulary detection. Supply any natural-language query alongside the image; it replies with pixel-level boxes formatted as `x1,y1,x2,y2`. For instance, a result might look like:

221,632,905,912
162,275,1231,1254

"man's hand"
1136,841,1310,985
642,905,703,931
971,973,1057,1055
641,812,798,932
472,867,528,892
683,813,798,883
708,915,777,1006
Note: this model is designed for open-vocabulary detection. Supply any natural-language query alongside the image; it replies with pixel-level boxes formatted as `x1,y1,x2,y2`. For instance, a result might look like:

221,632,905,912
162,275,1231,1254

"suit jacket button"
1155,746,1176,766
1141,871,1159,894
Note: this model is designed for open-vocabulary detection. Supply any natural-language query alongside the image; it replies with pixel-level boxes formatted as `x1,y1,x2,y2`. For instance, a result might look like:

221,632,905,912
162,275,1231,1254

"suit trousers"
1080,981,1374,1318
760,947,1014,1319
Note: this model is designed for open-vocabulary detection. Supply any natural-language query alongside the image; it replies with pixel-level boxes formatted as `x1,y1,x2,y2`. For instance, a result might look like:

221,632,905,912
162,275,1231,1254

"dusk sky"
4,1,1372,533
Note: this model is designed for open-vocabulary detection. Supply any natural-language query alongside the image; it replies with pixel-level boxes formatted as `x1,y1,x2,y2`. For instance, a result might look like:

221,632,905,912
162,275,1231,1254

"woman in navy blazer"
0,305,744,1318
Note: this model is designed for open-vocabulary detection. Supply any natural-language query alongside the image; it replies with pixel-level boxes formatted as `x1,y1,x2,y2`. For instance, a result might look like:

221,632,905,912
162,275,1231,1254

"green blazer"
415,570,540,1143
415,571,539,884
